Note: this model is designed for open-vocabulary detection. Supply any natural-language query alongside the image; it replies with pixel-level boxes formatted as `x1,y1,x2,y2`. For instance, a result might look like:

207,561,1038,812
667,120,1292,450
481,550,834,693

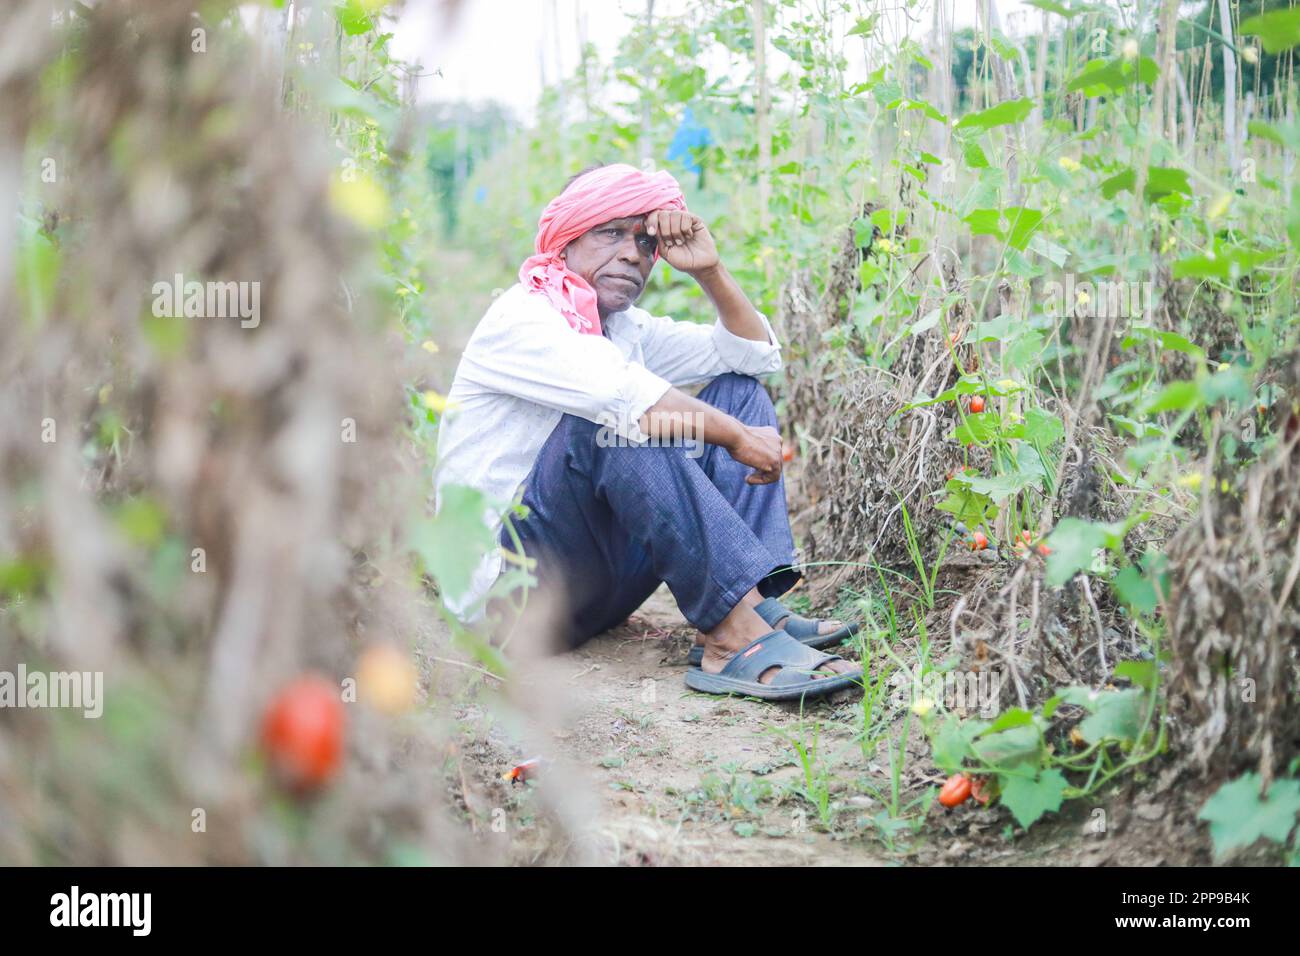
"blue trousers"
498,373,799,647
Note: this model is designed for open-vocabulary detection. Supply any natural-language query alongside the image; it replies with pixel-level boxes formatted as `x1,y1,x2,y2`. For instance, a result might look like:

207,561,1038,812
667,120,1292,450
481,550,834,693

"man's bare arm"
644,210,770,343
636,386,781,485
691,261,770,343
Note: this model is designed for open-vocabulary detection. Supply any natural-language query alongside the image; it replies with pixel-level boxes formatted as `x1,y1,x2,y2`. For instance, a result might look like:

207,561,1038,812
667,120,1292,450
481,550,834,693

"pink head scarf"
518,163,687,336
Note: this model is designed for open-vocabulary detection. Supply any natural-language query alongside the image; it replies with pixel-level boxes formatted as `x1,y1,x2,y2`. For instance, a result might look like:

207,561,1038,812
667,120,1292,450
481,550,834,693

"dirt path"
446,581,1221,866
492,585,887,865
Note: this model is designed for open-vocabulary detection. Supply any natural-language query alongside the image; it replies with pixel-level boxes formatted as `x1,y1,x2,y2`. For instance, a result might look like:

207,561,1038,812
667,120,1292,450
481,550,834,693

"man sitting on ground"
435,162,861,701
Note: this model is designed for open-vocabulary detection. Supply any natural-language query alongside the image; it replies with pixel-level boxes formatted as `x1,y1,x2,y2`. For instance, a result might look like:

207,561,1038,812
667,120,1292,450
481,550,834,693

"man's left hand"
645,209,719,276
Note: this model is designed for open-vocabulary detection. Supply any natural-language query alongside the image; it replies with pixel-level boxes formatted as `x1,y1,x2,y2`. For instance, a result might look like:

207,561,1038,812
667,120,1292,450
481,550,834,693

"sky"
388,0,1047,126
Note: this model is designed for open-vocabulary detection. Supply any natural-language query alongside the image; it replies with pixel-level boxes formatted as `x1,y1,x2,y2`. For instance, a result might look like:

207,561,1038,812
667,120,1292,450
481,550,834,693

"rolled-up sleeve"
636,307,783,386
709,311,783,376
459,297,672,444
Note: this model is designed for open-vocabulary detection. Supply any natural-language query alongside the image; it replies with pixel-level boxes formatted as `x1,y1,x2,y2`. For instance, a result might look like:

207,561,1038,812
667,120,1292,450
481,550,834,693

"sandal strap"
752,596,794,629
718,631,841,683
755,596,828,639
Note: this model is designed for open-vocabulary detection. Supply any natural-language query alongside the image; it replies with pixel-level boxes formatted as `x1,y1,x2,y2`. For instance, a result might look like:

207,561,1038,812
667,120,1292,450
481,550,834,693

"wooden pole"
1218,0,1238,175
753,0,771,243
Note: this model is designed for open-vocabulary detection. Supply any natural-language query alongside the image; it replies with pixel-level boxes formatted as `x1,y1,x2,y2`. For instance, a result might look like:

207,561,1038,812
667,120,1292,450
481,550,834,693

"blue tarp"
666,107,712,175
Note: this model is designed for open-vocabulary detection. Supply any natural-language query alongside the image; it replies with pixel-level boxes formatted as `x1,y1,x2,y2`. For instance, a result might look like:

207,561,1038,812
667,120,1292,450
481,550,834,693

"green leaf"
905,373,992,408
954,97,1033,131
972,723,1043,771
1027,233,1069,267
410,485,498,603
1172,244,1277,280
112,497,168,548
984,708,1035,734
930,713,974,772
885,97,948,125
1100,167,1135,199
1140,379,1202,415
1077,688,1145,744
1113,565,1158,615
1199,773,1300,859
909,309,940,336
1248,118,1300,153
1004,330,1046,373
1025,0,1078,15
965,313,1016,343
1066,57,1158,96
16,230,60,328
1121,326,1204,358
847,14,879,37
954,413,1000,445
1010,408,1065,447
1114,659,1157,691
0,559,47,598
937,486,998,526
1201,366,1251,406
999,768,1069,829
964,470,1040,502
1044,518,1121,585
962,139,989,169
1101,165,1191,203
1289,189,1300,249
335,0,375,35
1240,8,1300,55
1144,166,1192,201
963,206,1044,250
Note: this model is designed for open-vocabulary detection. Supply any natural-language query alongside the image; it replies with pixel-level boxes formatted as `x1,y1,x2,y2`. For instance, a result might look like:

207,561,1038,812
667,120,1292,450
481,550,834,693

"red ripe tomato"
969,531,989,551
939,773,972,808
262,674,345,791
969,395,986,414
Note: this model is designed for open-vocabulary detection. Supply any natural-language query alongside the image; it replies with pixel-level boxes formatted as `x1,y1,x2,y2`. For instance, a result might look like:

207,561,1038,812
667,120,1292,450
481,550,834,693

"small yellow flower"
422,390,458,414
421,340,439,355
876,237,894,254
329,172,390,231
1242,46,1259,65
1122,38,1140,60
1207,193,1231,220
1057,156,1081,172
910,697,935,718
1177,472,1203,492
1076,289,1091,307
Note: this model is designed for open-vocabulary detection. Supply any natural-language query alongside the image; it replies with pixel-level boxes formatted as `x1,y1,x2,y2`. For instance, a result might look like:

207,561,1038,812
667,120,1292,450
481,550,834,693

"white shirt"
434,281,784,621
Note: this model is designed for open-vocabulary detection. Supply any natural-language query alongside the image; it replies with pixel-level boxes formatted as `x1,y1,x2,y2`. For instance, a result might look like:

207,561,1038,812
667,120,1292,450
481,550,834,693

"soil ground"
444,585,1230,866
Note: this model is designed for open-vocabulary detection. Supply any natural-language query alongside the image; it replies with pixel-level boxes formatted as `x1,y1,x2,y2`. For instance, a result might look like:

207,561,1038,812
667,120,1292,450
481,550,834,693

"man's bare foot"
769,611,846,636
689,609,846,643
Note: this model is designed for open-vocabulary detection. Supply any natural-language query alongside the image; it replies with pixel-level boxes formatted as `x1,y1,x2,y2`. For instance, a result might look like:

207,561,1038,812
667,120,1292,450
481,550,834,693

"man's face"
560,215,658,318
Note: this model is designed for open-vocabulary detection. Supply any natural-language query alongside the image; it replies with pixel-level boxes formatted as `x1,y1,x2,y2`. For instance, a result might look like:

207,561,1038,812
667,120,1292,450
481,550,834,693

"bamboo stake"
753,0,771,248
1218,0,1238,175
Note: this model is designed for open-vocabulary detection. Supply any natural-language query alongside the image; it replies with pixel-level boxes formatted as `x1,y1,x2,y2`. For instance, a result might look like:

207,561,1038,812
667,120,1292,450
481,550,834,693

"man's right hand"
727,424,782,485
